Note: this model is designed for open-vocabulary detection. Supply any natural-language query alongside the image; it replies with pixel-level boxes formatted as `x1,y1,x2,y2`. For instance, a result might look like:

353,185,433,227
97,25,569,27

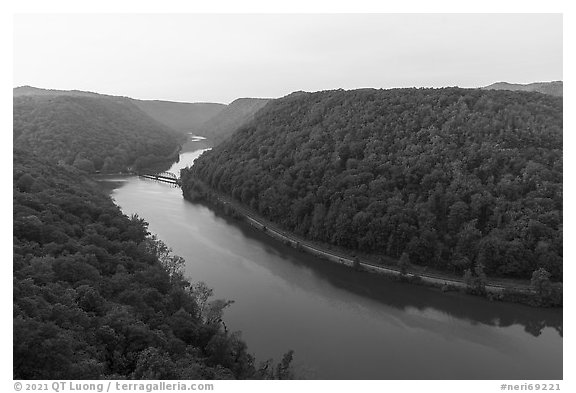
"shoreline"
180,176,562,307
91,136,209,179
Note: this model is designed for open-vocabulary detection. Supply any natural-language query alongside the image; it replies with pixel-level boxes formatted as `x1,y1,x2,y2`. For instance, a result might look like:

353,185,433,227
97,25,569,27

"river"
98,142,562,380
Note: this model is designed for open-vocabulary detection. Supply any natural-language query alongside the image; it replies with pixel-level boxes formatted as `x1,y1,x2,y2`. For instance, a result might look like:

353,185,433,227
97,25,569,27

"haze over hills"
196,98,271,146
14,85,106,99
184,87,563,282
12,86,273,172
13,93,184,173
482,81,563,97
131,100,225,134
13,86,226,134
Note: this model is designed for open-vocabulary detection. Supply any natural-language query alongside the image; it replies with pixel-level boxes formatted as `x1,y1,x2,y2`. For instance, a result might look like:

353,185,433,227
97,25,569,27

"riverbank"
181,176,562,307
100,148,562,379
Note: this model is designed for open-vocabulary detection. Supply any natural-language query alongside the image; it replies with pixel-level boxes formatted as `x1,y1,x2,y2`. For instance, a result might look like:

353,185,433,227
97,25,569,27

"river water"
99,143,562,380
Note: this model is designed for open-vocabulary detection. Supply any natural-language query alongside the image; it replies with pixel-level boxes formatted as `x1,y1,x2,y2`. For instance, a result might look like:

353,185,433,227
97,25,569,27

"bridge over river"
139,171,181,186
102,147,561,380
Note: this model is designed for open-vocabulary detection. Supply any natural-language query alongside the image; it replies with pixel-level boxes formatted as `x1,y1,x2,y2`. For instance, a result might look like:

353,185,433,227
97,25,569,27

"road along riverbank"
100,147,562,379
181,176,562,307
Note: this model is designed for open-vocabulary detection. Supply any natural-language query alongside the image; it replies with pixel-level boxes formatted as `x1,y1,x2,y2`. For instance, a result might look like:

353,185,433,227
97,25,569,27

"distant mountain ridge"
132,99,225,134
482,81,562,97
14,85,108,99
196,97,271,145
13,86,226,134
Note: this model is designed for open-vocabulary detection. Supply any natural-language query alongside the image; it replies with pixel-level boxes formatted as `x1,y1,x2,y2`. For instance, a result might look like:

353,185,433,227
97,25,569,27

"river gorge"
97,140,562,380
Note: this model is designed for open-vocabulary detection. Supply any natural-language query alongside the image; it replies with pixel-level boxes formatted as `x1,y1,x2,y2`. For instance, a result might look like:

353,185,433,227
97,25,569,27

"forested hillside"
13,149,293,379
13,94,184,173
483,81,563,97
183,88,562,281
131,100,225,134
196,98,270,145
14,86,226,134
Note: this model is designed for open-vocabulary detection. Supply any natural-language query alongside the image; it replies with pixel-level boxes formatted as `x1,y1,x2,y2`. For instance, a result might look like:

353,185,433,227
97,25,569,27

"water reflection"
200,202,563,339
98,145,562,380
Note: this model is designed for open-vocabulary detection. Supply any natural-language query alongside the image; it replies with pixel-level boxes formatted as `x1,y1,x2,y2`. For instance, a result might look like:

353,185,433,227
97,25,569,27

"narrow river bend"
98,144,562,380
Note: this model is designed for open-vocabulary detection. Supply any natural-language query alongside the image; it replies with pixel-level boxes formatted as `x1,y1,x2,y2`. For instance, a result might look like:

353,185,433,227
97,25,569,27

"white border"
2,2,571,392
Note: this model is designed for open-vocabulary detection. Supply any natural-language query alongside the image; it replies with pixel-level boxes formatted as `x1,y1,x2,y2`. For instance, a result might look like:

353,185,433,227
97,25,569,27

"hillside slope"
482,81,563,97
13,86,225,135
132,99,225,134
14,85,104,99
13,149,289,379
183,88,562,281
13,94,183,172
196,98,270,145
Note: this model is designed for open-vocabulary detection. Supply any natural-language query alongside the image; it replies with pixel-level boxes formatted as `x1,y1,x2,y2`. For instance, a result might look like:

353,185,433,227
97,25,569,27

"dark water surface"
99,146,562,380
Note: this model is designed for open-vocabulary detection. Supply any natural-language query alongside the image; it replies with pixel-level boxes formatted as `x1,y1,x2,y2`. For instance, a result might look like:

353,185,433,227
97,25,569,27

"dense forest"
183,87,562,282
13,93,185,173
197,98,271,145
13,149,293,379
14,86,226,135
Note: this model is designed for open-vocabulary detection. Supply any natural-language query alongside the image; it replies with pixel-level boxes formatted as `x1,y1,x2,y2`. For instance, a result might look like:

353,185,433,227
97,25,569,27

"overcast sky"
13,13,562,104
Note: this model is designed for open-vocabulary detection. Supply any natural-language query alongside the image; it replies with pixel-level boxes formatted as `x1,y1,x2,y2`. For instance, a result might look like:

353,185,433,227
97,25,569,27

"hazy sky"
13,13,562,104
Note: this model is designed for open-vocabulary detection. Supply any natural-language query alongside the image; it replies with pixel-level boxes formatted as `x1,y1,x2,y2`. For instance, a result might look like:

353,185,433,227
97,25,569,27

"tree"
449,255,471,275
275,350,295,379
463,262,487,295
16,173,35,192
131,348,179,379
398,252,410,276
145,235,185,281
73,157,96,173
530,268,552,298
